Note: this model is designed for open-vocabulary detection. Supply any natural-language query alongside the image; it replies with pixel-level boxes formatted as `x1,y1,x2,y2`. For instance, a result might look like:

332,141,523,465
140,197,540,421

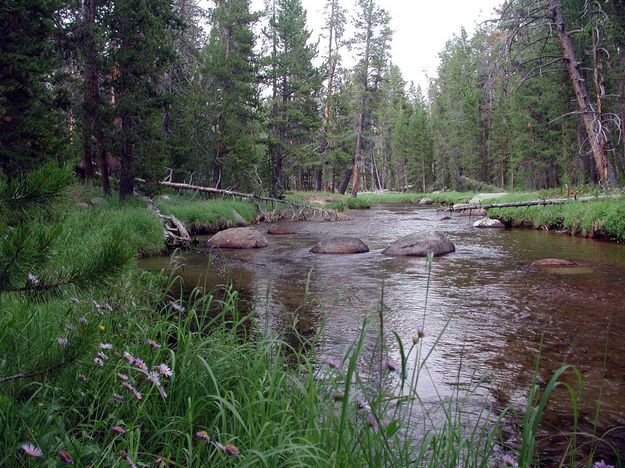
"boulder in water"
383,231,455,257
310,236,369,254
268,224,298,235
473,217,505,228
207,227,268,249
531,258,577,268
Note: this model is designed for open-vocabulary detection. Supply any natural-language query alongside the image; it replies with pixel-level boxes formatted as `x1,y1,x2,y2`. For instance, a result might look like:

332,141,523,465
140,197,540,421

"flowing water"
139,204,625,462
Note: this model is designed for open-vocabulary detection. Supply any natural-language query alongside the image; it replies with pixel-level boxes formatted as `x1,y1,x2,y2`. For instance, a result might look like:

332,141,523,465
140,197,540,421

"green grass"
286,191,474,207
490,198,625,241
157,195,258,234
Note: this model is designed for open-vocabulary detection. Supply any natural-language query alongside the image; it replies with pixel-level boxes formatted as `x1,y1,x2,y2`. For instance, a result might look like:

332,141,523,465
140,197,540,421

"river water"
139,204,625,462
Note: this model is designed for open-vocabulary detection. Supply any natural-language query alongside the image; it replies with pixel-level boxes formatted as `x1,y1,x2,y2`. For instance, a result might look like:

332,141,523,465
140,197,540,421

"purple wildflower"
57,450,74,464
169,300,186,313
20,442,43,457
131,388,142,400
153,363,172,378
66,323,75,331
146,339,161,349
78,316,88,325
99,343,113,350
323,357,341,369
93,357,104,367
123,351,134,362
57,337,69,347
216,442,240,457
111,425,126,435
27,273,40,286
384,357,400,373
70,296,80,304
116,373,129,382
195,430,210,441
355,395,371,411
367,414,390,432
147,371,161,386
122,451,137,468
92,300,101,309
103,304,113,312
111,393,124,405
593,461,615,468
501,454,519,467
97,352,109,361
79,374,87,382
132,357,148,372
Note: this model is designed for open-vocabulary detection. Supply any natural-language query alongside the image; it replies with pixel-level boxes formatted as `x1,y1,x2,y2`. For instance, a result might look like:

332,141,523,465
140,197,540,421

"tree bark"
119,112,133,201
550,0,614,185
337,168,351,194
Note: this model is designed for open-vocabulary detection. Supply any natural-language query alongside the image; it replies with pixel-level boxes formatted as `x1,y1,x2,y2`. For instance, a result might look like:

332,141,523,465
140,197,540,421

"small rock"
310,237,369,254
232,209,248,227
473,217,505,228
418,198,434,206
383,231,455,257
531,258,577,268
206,227,268,249
459,208,487,217
268,224,297,235
89,197,105,206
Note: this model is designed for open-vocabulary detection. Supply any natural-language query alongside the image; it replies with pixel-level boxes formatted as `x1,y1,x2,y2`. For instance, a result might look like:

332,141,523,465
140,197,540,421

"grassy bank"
156,195,258,234
286,191,473,210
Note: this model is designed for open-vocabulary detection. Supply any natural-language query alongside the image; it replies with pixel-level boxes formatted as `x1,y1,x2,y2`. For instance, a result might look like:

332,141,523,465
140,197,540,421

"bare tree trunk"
337,168,351,194
119,112,133,201
550,0,614,185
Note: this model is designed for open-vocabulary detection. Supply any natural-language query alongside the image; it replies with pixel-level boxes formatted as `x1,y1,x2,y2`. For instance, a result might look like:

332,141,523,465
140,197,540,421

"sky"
250,0,503,91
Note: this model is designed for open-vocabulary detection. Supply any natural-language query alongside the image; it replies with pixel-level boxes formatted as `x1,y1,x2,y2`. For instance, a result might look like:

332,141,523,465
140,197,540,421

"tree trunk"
119,112,133,201
550,0,614,185
337,168,351,194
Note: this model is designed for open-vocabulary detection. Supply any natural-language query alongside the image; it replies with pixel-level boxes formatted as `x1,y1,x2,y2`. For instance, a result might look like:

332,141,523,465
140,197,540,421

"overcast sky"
248,0,502,90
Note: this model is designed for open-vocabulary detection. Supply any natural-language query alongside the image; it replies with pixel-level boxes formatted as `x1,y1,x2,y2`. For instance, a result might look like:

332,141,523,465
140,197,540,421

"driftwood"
450,195,621,212
144,197,191,249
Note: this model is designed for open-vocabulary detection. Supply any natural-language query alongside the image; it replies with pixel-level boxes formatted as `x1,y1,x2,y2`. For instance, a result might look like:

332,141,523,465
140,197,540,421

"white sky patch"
202,0,502,90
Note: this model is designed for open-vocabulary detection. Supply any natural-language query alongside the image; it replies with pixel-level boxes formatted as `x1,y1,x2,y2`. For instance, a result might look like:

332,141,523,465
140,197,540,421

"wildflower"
130,387,142,400
116,373,129,382
216,442,240,457
79,374,87,382
147,371,161,386
355,395,371,411
121,451,137,468
57,337,70,347
146,339,161,349
99,343,113,350
501,454,519,467
169,301,186,313
93,357,104,367
194,430,210,442
132,357,148,372
27,273,40,286
384,358,400,373
70,296,80,305
20,442,43,457
367,414,390,432
111,393,124,406
104,304,113,312
123,351,134,362
98,324,105,332
92,300,101,309
79,316,88,325
97,352,109,361
323,357,341,369
111,425,126,435
593,461,615,468
331,391,345,401
66,323,75,331
153,363,172,378
57,450,74,464
412,327,426,344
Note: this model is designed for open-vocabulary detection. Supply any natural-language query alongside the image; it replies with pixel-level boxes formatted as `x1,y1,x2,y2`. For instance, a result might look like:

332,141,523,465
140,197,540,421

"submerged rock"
473,217,505,228
268,224,298,235
310,237,369,254
383,231,455,257
530,258,577,268
206,227,268,249
418,198,434,206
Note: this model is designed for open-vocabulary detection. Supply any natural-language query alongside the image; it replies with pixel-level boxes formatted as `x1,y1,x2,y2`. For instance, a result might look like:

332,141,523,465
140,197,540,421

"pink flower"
131,388,142,400
123,351,134,362
355,395,371,411
501,454,518,467
132,358,148,372
146,339,161,349
93,357,104,367
216,442,240,457
27,273,40,286
116,373,129,382
99,343,113,350
97,352,109,361
111,425,126,435
57,449,74,464
147,371,161,386
57,337,69,347
79,374,87,382
20,442,43,457
169,301,186,313
194,430,210,441
153,363,172,378
593,461,615,468
323,357,341,369
384,358,400,372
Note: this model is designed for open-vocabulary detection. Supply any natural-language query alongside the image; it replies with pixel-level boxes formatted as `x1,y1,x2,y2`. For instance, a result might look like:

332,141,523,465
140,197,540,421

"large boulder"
531,258,577,268
472,217,505,228
418,198,434,206
383,231,455,257
469,193,507,204
268,224,298,235
310,236,369,254
206,227,268,249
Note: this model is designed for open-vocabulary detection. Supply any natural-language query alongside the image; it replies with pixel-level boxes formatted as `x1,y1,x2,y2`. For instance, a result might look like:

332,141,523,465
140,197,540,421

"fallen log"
450,194,621,212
